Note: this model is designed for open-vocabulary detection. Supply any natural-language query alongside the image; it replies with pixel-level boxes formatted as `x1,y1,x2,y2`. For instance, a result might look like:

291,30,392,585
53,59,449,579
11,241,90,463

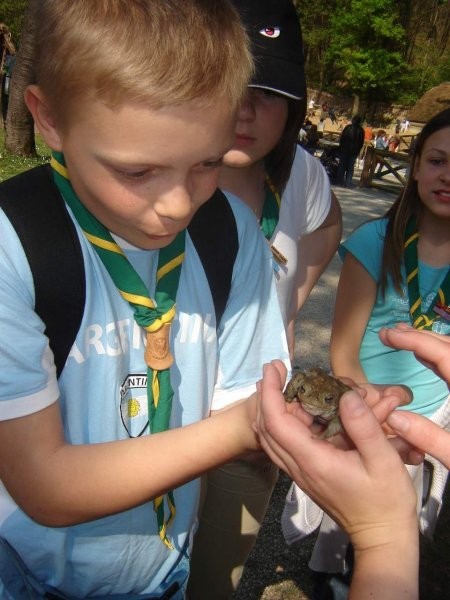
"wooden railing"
360,146,410,188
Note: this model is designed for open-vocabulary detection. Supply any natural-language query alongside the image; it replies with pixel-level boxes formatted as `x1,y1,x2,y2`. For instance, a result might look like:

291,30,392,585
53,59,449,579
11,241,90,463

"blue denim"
0,537,184,600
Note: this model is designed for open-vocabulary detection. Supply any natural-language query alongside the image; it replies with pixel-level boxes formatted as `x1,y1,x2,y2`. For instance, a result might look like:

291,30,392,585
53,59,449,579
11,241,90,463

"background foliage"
2,0,449,107
1,0,449,157
0,0,28,43
295,0,449,106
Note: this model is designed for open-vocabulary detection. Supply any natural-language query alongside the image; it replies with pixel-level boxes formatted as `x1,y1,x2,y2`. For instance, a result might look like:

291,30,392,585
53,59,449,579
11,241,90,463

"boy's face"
44,98,236,249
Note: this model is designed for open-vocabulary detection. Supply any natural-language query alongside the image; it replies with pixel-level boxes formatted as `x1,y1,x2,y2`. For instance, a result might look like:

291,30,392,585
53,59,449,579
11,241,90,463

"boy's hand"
255,361,417,548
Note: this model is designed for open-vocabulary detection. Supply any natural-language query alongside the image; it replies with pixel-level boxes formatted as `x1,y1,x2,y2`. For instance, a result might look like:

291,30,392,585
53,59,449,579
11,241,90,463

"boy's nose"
154,185,193,221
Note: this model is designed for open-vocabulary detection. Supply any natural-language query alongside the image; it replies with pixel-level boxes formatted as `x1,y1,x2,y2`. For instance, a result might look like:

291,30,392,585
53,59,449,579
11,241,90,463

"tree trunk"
4,1,36,156
352,93,360,116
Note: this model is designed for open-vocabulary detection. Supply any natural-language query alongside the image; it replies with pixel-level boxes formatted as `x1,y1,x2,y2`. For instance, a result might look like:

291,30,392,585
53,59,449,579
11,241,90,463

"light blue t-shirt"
0,193,289,597
340,218,450,416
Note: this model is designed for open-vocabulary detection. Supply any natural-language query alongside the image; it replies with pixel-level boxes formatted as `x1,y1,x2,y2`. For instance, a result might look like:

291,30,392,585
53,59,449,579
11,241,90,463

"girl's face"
414,126,450,219
222,88,288,169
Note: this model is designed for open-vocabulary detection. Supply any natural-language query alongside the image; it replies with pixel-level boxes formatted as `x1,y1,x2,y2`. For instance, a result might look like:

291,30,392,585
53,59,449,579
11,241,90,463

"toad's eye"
259,27,280,38
299,385,306,394
324,395,335,404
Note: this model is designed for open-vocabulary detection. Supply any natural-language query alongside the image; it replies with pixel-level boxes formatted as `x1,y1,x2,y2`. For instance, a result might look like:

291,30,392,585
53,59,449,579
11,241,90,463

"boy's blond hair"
33,0,253,127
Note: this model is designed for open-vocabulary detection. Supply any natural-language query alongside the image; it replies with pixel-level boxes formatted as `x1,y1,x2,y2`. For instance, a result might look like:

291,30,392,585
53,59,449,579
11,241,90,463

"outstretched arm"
0,395,259,527
256,360,418,600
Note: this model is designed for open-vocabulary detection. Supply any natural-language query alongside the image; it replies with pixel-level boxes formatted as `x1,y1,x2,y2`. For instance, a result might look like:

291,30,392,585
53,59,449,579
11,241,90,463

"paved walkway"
295,176,397,371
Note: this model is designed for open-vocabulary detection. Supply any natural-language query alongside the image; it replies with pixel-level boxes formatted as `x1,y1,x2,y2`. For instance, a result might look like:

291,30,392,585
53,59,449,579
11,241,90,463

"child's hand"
256,361,417,550
388,411,450,470
379,325,450,381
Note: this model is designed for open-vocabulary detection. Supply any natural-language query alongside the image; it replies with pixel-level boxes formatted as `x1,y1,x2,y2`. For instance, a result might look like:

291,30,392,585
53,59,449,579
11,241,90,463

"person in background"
188,1,342,597
336,114,364,187
358,121,374,167
374,129,388,150
388,124,401,153
305,122,321,155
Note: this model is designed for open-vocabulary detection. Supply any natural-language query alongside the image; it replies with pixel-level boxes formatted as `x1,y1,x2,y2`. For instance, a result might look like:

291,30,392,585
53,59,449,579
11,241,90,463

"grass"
0,127,51,182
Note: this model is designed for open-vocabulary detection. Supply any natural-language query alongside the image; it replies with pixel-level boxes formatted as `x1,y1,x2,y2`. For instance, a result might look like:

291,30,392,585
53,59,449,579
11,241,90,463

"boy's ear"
24,85,63,151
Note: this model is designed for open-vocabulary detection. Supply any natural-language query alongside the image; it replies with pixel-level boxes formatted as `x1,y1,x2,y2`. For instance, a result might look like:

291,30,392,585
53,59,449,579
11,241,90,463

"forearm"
330,346,368,383
350,525,419,600
330,326,367,382
331,254,376,383
0,399,258,526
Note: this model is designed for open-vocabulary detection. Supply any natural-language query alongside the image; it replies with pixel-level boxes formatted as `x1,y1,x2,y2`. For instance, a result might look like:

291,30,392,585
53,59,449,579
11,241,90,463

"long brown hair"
265,97,306,193
381,108,450,294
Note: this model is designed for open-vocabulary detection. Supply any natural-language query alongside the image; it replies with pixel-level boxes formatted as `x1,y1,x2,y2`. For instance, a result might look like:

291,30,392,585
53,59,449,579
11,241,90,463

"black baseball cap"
231,0,306,100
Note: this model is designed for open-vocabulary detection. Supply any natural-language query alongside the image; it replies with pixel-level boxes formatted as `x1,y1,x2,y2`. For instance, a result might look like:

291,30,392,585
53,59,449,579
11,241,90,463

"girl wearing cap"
188,1,342,597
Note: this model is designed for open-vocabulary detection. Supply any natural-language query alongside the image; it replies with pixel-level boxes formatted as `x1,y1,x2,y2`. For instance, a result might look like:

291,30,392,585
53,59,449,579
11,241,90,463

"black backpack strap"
188,189,238,326
0,164,86,377
0,168,237,376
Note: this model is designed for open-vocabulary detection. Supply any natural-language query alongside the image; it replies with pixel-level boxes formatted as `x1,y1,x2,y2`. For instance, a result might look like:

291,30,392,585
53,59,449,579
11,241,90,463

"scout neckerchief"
404,217,450,329
261,178,287,266
51,151,183,549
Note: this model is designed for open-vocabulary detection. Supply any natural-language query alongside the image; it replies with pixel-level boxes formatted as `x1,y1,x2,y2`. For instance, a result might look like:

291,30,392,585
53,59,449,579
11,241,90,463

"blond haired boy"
0,1,288,597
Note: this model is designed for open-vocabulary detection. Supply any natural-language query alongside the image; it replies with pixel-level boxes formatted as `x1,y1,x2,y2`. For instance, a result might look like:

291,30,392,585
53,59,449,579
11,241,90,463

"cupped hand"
256,360,418,548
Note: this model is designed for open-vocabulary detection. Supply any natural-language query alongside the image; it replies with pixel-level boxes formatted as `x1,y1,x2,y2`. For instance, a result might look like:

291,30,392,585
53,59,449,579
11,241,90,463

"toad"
284,367,351,439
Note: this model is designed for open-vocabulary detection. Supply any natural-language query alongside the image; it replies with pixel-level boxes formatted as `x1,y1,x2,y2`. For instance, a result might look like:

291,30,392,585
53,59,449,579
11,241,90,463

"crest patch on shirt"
120,374,149,437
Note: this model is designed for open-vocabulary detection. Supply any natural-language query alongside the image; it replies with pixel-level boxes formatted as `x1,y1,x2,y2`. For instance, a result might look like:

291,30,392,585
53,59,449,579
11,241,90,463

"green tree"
297,2,339,90
0,0,28,43
325,0,406,109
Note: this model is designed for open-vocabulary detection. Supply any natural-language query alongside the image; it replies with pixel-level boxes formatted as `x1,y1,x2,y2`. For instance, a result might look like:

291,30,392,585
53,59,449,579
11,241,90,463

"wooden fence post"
360,145,376,187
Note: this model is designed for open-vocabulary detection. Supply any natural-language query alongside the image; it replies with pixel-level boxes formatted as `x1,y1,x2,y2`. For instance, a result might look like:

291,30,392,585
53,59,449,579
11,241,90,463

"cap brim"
250,56,306,101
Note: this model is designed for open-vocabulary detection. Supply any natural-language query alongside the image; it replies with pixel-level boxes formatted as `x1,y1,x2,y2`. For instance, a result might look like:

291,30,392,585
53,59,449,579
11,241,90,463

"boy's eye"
203,158,223,168
116,168,151,180
195,158,223,172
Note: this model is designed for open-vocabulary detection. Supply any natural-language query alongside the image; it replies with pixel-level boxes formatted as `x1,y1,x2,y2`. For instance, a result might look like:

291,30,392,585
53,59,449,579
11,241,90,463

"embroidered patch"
120,374,149,437
259,26,280,38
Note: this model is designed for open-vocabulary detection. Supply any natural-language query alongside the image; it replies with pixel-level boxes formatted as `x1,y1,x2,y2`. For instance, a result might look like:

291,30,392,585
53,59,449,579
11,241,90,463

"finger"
370,395,406,429
258,425,317,483
256,361,287,426
360,383,412,408
285,402,315,426
272,359,288,387
389,436,425,466
338,390,398,472
387,411,450,469
379,328,450,382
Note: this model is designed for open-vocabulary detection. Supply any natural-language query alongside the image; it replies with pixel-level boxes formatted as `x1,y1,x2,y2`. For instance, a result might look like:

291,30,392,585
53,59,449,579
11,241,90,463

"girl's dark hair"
381,107,450,294
265,97,306,193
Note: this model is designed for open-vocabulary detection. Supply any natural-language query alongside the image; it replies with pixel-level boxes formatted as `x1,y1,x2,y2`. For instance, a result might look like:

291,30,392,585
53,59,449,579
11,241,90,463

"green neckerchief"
260,178,281,240
51,151,185,549
404,217,450,330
